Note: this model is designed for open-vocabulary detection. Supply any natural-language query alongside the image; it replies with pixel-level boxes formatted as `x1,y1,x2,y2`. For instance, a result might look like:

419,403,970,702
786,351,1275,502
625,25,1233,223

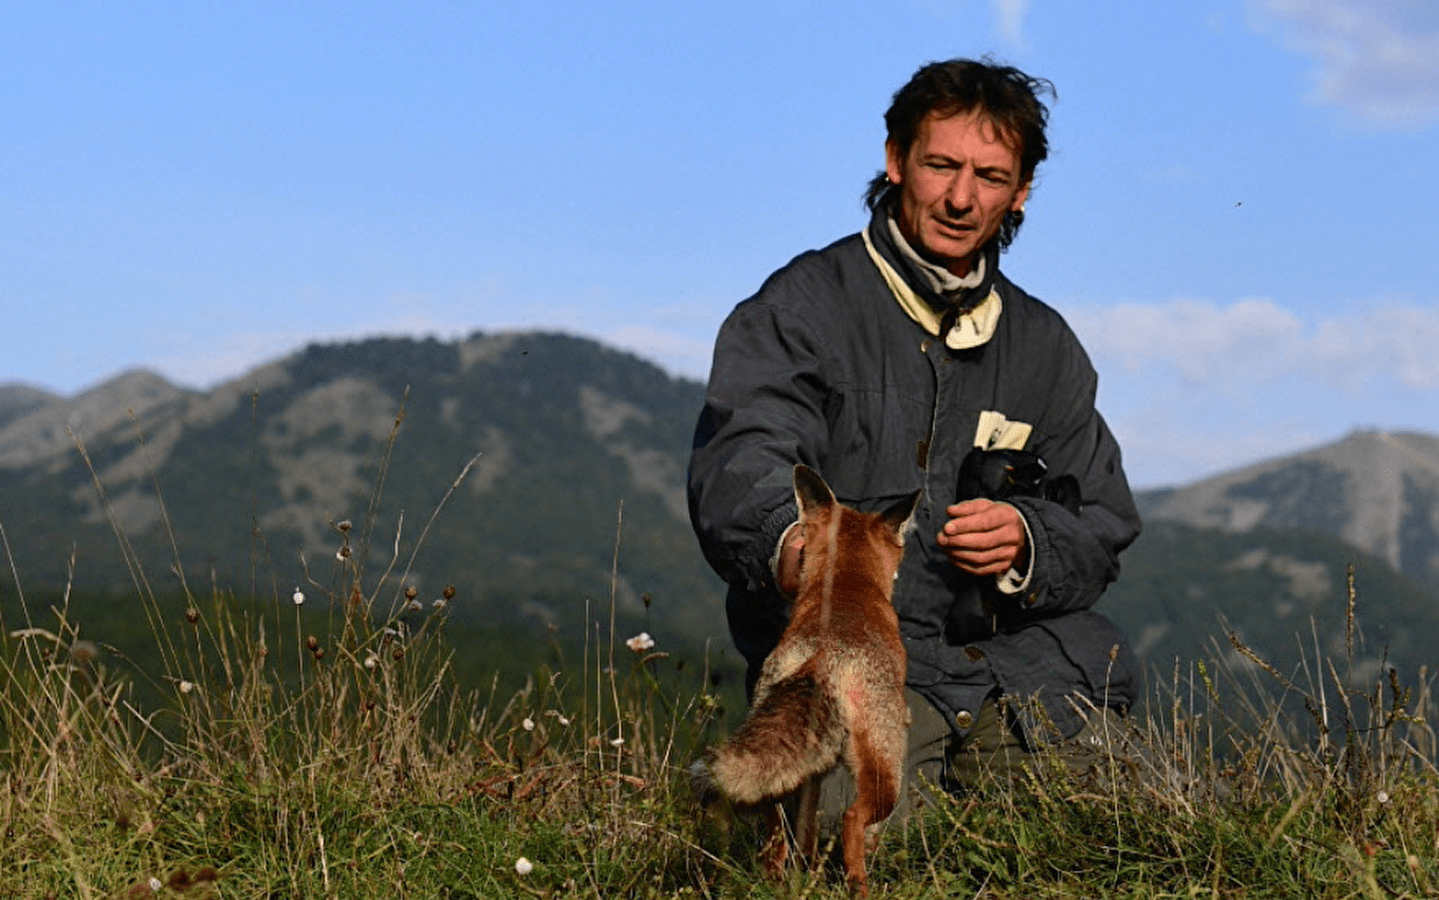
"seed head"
443,584,457,600
514,857,534,876
292,589,305,606
185,608,200,624
337,519,352,533
405,585,418,601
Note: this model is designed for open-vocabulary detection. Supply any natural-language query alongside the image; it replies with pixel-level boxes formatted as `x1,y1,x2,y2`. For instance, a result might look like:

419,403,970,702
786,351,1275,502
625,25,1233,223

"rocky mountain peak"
0,369,189,469
1138,428,1439,583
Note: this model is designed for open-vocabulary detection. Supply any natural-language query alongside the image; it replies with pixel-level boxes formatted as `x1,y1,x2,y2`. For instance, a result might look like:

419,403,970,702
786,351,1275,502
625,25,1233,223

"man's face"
885,110,1031,278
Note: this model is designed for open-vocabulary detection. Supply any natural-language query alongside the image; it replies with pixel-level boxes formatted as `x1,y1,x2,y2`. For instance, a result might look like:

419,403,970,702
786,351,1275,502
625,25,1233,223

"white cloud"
991,0,1030,47
1069,296,1439,486
594,324,717,380
1072,296,1439,392
1251,0,1439,127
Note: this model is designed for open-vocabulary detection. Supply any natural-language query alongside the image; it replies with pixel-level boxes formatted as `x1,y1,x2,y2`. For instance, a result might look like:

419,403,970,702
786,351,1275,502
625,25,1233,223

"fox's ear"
793,464,835,518
879,489,922,538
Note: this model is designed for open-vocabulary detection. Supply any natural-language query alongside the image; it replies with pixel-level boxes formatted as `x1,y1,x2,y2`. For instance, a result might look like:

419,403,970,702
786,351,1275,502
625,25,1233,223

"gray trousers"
813,688,1134,828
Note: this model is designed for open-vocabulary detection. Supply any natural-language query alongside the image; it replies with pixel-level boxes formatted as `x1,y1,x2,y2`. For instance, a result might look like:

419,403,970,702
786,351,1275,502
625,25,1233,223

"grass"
7,555,1439,899
3,420,1438,897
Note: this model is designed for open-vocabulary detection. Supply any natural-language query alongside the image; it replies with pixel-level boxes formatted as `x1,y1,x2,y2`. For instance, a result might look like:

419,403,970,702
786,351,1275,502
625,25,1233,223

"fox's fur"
700,464,919,895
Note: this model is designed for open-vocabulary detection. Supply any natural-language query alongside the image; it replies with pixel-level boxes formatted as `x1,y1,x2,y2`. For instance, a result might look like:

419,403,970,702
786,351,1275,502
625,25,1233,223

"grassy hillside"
4,505,1439,898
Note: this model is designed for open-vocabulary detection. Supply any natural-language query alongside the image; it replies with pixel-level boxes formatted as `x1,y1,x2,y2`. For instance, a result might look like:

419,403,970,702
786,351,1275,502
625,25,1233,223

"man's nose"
945,169,976,212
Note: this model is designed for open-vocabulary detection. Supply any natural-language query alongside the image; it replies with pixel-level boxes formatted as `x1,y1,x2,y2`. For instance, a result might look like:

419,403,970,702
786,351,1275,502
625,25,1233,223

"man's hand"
937,499,1027,576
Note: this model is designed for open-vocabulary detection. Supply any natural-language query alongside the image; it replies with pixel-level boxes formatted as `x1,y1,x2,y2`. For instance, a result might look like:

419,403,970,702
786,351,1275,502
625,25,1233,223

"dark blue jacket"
688,207,1142,742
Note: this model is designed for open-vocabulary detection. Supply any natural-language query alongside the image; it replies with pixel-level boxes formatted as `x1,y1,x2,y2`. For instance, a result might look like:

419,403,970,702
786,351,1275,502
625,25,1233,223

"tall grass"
3,416,1438,897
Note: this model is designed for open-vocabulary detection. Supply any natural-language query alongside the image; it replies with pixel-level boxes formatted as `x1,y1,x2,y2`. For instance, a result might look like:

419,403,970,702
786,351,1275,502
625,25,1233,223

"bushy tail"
704,670,845,805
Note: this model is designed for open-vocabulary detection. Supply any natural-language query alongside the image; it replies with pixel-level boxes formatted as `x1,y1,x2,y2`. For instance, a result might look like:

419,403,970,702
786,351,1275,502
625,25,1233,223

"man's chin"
917,232,981,273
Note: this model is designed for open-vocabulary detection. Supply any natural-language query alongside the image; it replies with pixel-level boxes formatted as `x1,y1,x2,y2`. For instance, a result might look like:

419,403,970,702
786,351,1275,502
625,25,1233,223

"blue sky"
5,0,1437,487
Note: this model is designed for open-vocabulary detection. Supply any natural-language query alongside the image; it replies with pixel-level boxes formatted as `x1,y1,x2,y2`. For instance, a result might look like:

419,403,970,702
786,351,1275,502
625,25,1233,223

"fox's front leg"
760,802,789,878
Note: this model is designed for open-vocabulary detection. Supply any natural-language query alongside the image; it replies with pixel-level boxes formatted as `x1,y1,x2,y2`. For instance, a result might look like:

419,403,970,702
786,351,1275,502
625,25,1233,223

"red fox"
697,464,920,895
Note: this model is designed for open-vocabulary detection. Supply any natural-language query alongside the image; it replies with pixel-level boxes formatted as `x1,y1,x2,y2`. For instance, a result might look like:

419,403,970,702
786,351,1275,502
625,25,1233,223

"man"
688,58,1141,799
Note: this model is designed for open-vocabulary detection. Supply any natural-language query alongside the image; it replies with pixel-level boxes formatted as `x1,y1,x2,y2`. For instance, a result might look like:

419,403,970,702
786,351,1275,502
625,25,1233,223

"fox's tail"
701,668,845,805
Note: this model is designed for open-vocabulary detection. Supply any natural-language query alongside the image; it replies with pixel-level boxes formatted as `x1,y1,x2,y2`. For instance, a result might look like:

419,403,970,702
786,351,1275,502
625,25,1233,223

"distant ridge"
2,334,1437,681
1137,429,1439,585
0,369,190,468
0,330,720,647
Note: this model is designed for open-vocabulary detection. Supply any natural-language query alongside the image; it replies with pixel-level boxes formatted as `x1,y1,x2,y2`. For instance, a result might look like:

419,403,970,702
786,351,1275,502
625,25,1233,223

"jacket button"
955,710,974,729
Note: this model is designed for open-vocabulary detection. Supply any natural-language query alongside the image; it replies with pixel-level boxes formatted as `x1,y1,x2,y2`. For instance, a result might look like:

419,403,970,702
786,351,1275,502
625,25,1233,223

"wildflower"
292,588,305,606
1377,790,1391,805
364,652,379,670
432,597,447,610
337,519,353,533
514,857,534,876
406,599,423,613
625,632,655,653
610,737,625,748
149,877,163,892
178,680,195,694
443,584,457,600
336,546,351,561
70,640,99,664
522,717,535,732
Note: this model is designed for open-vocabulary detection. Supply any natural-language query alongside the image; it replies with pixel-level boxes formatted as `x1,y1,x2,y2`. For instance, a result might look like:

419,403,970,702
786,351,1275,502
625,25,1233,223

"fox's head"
792,464,921,596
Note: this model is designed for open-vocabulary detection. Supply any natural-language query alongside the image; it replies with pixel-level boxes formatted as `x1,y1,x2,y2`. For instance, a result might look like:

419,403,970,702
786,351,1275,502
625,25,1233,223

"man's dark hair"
865,57,1056,251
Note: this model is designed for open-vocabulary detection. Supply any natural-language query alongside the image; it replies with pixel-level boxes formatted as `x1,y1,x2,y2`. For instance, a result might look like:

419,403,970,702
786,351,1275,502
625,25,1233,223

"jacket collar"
861,202,1003,349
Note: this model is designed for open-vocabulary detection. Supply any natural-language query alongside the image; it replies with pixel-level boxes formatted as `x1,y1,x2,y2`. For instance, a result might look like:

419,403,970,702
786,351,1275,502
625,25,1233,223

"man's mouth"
934,217,975,234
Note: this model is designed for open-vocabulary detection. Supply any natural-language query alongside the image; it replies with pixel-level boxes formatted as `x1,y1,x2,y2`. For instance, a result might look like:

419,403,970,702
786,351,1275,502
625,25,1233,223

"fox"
695,464,920,896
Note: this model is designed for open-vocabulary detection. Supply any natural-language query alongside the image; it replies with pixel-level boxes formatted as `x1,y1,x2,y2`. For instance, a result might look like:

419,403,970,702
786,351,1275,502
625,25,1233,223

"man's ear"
1011,177,1032,212
884,140,904,186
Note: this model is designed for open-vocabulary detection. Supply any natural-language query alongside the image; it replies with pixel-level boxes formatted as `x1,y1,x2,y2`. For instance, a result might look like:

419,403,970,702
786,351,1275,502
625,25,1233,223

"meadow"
3,436,1438,898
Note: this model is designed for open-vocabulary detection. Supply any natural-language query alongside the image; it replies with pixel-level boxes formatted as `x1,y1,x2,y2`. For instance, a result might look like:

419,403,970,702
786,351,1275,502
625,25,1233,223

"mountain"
1113,429,1439,681
1100,519,1436,684
0,331,726,676
1137,430,1439,587
3,334,1436,693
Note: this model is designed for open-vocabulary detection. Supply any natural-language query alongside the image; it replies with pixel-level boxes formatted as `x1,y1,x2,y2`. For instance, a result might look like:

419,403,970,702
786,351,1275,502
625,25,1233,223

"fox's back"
767,502,907,690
